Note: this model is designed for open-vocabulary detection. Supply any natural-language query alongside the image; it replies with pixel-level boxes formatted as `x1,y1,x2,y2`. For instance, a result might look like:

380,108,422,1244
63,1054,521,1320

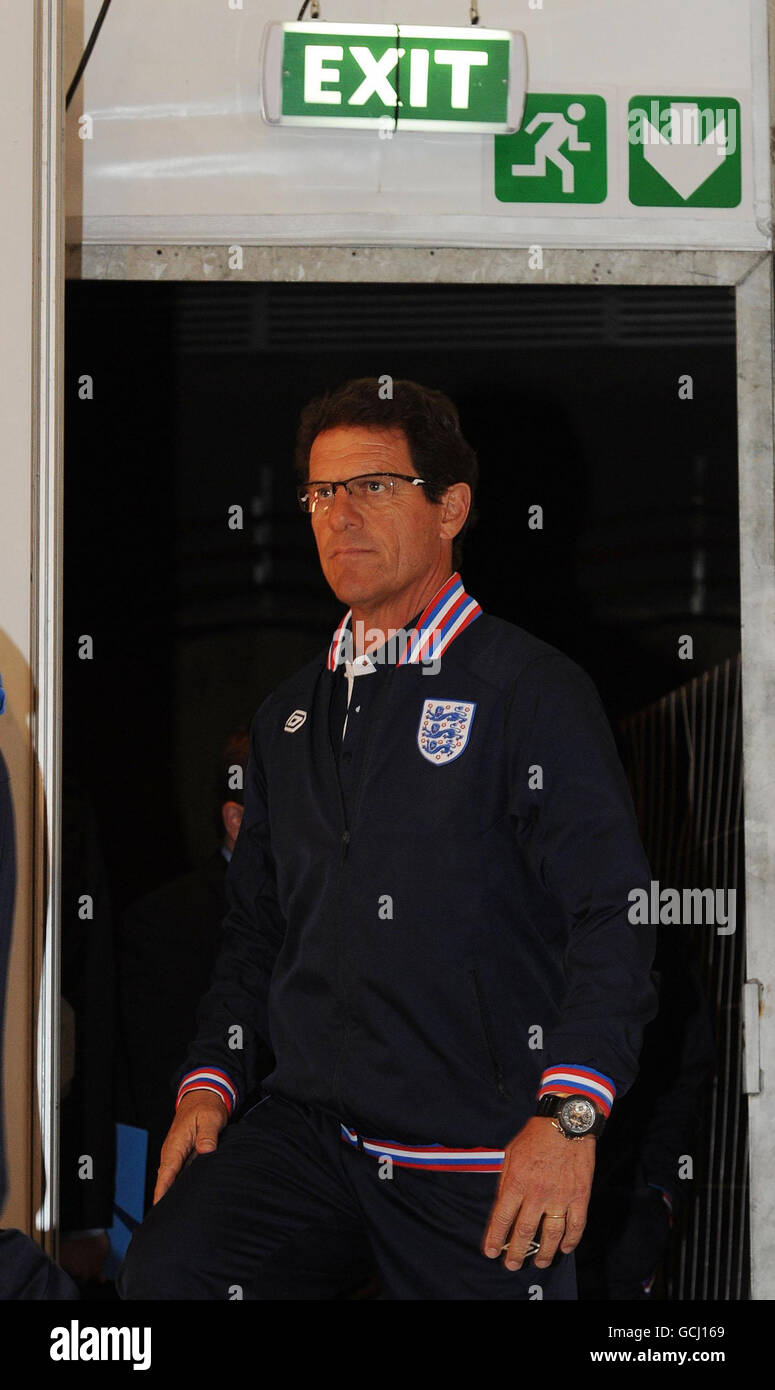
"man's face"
306,425,450,609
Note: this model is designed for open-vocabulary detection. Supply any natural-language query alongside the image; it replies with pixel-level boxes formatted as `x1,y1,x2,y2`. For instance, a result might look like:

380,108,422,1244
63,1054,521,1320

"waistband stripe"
340,1125,505,1172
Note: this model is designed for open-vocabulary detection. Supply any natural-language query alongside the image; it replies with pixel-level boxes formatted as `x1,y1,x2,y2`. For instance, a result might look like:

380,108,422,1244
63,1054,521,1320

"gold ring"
545,1213,565,1220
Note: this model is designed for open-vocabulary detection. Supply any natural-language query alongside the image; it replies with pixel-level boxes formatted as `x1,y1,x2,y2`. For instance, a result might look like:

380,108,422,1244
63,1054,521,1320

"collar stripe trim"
398,570,470,663
340,1125,505,1171
398,585,481,665
420,593,482,662
327,571,482,671
327,610,352,671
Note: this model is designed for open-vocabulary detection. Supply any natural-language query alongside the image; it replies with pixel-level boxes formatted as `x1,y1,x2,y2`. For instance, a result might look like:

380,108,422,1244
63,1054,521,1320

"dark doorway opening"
62,280,742,1298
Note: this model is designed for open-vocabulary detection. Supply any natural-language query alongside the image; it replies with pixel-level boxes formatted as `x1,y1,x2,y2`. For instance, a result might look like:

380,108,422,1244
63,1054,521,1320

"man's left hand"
482,1116,595,1270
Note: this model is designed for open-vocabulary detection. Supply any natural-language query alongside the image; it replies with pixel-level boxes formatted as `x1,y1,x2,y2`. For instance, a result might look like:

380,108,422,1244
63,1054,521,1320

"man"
576,931,715,1299
119,377,656,1301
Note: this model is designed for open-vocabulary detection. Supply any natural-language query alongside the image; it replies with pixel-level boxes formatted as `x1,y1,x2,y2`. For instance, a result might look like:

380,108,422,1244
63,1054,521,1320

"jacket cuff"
175,1068,239,1117
537,1065,616,1117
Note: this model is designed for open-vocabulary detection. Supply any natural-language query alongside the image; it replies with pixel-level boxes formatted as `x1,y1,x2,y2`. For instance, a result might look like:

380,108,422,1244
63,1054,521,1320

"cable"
65,0,114,111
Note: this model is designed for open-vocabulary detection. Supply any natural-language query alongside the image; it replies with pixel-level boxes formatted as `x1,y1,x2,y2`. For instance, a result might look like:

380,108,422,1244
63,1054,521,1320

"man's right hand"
153,1091,229,1205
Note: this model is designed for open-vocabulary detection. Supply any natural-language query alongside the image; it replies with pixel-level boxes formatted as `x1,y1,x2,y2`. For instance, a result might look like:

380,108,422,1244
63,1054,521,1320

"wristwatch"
536,1092,606,1139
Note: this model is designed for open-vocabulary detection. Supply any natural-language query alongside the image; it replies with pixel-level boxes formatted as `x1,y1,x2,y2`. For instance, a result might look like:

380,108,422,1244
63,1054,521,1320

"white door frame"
0,0,63,1249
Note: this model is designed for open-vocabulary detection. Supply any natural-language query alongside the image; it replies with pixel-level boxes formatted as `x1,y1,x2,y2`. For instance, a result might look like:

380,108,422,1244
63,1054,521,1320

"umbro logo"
284,709,307,733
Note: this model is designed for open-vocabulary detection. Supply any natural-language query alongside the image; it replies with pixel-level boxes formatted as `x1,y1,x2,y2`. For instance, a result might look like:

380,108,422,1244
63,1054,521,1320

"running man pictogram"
494,94,607,204
510,102,590,194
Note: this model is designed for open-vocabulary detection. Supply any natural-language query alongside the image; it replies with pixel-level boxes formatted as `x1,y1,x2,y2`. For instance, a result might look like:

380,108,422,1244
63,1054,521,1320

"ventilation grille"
67,284,736,354
620,655,748,1301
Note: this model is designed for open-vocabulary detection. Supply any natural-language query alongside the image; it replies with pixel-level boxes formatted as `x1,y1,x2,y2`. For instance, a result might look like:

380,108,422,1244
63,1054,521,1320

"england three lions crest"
417,699,477,765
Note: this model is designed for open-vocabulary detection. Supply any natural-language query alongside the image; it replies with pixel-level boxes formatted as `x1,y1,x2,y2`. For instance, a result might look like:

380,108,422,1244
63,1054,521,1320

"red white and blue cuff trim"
340,1125,504,1172
537,1065,616,1117
327,570,482,671
175,1068,238,1117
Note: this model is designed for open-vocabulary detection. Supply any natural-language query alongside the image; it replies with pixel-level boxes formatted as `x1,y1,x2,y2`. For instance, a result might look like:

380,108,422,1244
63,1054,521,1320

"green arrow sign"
494,94,607,202
261,22,526,132
628,96,741,206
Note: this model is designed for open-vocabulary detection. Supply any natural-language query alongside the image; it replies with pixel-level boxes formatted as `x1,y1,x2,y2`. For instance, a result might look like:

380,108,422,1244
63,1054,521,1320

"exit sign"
261,22,526,133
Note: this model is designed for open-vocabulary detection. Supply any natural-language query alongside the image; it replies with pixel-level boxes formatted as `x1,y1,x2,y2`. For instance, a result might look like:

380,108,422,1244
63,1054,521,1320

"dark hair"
294,377,479,570
212,725,250,836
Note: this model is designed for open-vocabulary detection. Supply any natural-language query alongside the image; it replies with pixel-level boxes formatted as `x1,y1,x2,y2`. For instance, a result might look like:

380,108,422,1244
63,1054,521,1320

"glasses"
297,472,426,515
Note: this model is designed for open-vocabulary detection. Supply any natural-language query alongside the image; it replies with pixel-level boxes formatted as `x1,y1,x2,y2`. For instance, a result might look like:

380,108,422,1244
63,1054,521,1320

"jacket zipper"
327,668,393,1105
325,688,350,862
324,673,353,1112
325,666,407,1106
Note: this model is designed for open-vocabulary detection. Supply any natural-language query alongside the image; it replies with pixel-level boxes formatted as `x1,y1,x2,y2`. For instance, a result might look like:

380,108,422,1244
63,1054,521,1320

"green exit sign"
261,22,526,133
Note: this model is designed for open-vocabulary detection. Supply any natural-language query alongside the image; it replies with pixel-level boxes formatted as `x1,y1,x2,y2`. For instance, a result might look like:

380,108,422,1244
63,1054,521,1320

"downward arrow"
643,102,727,200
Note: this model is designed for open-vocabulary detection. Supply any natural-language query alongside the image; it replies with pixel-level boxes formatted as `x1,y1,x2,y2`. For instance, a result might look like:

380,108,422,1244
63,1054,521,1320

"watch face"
559,1096,597,1134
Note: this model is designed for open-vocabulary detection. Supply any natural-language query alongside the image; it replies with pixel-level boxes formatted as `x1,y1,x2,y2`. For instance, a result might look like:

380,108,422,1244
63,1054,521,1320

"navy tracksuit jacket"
174,571,657,1154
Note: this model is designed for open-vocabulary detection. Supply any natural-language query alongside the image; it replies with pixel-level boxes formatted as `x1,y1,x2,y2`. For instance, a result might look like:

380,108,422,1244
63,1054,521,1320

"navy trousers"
118,1093,576,1301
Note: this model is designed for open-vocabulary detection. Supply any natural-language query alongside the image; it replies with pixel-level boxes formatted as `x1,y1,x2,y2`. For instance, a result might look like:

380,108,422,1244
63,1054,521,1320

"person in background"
117,728,275,1213
0,673,78,1298
576,931,715,1299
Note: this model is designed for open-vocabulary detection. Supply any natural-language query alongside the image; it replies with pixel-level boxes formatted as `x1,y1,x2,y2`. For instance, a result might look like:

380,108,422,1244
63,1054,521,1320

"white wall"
64,0,769,248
